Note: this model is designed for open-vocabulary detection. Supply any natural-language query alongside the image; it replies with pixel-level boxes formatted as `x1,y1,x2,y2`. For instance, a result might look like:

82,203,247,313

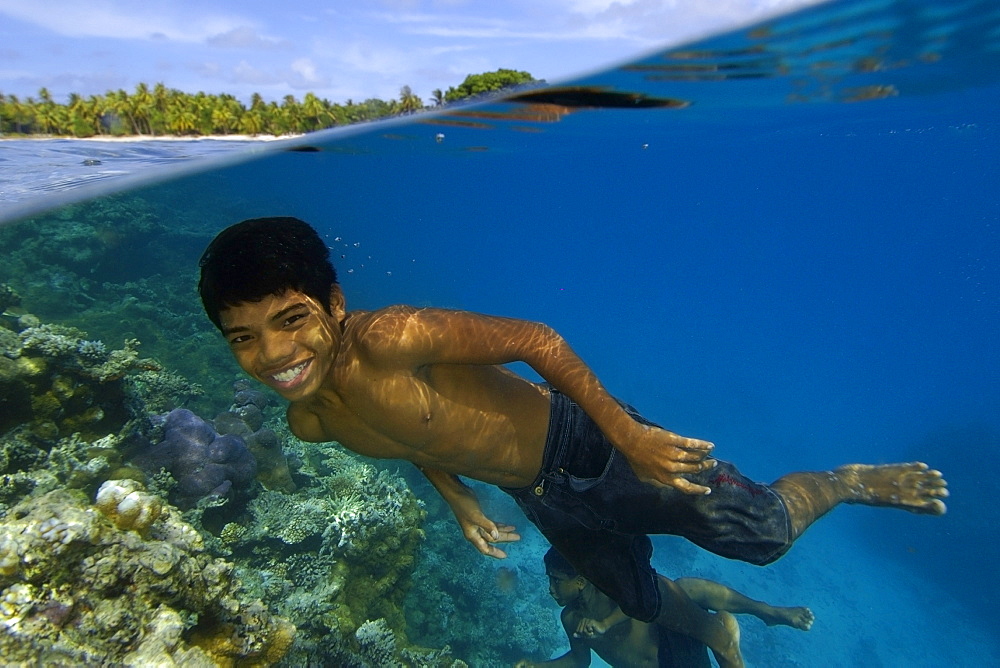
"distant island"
0,69,536,139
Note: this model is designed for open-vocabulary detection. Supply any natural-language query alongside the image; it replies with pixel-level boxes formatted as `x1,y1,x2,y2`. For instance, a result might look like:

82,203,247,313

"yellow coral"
189,617,296,667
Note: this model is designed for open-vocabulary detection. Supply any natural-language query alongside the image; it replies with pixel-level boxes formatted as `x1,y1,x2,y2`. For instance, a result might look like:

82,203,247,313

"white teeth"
272,362,306,383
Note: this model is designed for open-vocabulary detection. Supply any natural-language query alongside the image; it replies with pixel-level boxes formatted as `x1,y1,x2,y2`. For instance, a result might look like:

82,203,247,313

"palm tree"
239,110,265,136
132,83,154,134
302,92,326,131
399,85,423,113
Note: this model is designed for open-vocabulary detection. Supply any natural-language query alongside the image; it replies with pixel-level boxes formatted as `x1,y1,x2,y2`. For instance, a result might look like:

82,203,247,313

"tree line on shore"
0,69,536,138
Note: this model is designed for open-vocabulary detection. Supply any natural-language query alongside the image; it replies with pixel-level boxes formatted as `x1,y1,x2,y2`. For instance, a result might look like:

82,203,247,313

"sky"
0,0,818,106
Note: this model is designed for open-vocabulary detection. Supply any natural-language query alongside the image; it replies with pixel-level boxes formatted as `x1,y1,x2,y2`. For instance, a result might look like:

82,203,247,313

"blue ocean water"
1,0,998,665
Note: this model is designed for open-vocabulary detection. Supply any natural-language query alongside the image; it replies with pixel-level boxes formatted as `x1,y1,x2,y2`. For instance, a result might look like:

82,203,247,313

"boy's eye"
283,313,307,327
228,334,251,345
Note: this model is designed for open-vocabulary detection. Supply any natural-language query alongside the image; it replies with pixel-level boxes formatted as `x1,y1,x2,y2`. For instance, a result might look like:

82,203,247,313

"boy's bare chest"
308,371,498,457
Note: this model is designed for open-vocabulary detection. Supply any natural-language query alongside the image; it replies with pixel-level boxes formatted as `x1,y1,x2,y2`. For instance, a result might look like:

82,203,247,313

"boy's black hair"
198,217,338,331
543,546,578,578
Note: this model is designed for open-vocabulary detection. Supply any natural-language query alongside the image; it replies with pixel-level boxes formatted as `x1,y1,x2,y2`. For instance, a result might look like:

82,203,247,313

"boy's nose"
258,333,294,363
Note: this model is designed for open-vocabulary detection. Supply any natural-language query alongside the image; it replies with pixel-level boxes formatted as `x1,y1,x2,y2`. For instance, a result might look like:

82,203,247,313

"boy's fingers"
680,437,714,452
664,458,717,473
666,476,712,495
671,446,712,461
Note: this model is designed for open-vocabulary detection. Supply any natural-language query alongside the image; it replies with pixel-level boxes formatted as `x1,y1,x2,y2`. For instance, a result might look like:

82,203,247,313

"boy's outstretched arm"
419,466,520,558
385,307,716,494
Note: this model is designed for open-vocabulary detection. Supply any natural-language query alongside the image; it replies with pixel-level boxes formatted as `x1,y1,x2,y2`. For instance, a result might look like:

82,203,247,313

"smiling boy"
198,217,948,668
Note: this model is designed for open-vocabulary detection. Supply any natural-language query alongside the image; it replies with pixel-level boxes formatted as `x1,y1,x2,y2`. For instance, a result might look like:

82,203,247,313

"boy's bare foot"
761,606,814,630
710,611,744,668
835,462,948,515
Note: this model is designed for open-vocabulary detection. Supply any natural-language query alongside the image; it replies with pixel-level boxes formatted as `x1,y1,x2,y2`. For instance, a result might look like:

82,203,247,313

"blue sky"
0,0,815,106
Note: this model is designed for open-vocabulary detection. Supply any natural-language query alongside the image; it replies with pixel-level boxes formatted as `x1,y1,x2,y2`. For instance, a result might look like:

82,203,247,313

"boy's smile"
219,289,344,402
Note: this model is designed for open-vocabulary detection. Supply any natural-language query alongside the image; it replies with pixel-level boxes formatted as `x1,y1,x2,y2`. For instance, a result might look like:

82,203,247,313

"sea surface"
1,0,998,666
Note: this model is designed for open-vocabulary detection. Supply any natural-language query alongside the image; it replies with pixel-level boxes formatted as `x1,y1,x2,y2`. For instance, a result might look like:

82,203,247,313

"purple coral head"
233,388,269,410
163,408,216,445
132,407,258,509
207,433,242,463
176,464,233,503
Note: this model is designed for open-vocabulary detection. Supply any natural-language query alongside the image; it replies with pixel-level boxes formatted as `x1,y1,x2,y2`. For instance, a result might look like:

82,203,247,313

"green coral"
0,312,205,514
217,440,454,665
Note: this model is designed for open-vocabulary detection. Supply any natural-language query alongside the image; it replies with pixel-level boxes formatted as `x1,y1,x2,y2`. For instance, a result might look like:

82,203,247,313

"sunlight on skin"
219,288,716,491
216,287,721,565
772,462,949,540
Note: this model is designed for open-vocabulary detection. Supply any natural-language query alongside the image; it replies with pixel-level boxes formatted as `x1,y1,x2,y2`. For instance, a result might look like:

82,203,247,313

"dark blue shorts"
501,389,792,622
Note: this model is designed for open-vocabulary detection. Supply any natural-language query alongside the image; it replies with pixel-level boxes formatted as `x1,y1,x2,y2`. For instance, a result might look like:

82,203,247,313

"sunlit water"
0,138,270,206
1,0,998,665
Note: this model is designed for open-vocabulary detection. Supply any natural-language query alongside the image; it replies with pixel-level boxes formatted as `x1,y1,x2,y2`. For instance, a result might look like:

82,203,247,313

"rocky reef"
0,486,295,666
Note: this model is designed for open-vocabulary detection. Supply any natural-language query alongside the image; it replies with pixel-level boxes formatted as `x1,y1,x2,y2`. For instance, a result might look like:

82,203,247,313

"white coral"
94,479,163,534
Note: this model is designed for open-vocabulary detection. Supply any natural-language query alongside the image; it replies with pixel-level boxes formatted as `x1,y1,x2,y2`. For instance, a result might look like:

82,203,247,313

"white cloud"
0,0,249,43
290,58,326,86
207,26,287,49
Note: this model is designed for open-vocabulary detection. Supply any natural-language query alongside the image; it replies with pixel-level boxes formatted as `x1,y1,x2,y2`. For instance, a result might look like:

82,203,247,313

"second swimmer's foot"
763,606,815,631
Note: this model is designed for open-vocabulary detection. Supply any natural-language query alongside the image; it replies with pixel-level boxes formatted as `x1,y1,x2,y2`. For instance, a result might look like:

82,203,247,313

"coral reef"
0,316,201,515
214,380,295,494
401,475,562,667
217,440,468,666
0,196,244,412
0,292,543,666
0,283,20,313
0,486,294,666
130,407,258,510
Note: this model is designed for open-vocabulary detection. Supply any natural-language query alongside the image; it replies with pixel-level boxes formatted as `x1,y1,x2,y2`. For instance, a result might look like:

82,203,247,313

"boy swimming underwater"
514,547,813,668
199,217,947,668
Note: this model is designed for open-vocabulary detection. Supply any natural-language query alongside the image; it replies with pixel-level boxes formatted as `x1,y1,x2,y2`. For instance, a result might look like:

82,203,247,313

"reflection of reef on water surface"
0,230,558,665
0,195,244,415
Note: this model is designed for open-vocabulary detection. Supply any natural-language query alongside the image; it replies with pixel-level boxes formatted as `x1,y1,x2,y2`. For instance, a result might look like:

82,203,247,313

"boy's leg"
674,577,814,631
543,529,745,668
655,578,744,668
770,462,948,541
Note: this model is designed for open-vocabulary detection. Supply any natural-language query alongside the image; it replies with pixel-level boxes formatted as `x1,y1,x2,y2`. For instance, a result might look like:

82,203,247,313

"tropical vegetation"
0,69,537,138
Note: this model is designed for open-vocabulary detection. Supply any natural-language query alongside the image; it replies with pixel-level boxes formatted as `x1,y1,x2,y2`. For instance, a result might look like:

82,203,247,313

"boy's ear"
329,285,346,319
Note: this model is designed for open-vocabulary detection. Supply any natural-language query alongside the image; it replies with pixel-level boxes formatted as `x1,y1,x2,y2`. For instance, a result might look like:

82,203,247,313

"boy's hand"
574,617,609,638
624,423,717,495
460,517,520,559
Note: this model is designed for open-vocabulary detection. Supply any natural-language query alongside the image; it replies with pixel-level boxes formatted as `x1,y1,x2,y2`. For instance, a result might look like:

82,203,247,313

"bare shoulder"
348,304,456,360
347,305,419,342
286,402,325,443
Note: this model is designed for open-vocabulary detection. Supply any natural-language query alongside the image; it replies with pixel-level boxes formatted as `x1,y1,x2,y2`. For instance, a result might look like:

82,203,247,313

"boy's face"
547,569,584,607
219,287,345,402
